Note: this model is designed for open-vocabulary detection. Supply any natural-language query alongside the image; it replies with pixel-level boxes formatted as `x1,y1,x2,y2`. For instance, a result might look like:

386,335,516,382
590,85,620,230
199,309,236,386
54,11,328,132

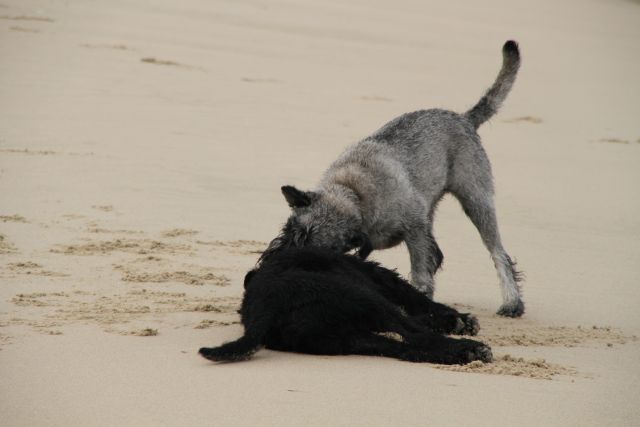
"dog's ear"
281,185,314,208
243,269,257,289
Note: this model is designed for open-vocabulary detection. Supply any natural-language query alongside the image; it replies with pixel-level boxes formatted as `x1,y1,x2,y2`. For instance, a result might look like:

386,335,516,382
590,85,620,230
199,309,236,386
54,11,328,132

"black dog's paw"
436,338,493,365
452,313,480,336
414,311,479,336
414,313,457,335
463,342,493,364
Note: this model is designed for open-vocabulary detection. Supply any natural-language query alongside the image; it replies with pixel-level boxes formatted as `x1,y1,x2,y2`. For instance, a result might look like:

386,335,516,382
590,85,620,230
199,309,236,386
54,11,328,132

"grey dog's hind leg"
447,137,524,317
453,191,524,317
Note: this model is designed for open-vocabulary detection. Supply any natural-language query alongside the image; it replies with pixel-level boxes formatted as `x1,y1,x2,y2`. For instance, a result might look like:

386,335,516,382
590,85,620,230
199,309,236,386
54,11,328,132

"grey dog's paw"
497,299,525,318
453,313,480,336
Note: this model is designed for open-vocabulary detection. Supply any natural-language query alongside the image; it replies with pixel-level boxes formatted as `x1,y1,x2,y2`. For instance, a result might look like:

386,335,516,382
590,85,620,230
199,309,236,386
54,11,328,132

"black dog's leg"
348,333,435,362
403,331,493,364
290,332,432,363
348,333,492,365
350,260,479,335
410,311,479,336
387,314,493,364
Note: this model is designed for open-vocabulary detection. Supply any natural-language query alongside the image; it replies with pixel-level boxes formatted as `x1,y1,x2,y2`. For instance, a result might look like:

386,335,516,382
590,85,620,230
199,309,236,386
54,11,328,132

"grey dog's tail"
464,40,521,129
199,313,271,362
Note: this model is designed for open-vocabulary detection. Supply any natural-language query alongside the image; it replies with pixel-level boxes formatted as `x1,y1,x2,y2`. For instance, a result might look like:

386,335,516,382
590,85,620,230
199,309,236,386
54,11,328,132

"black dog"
199,248,492,364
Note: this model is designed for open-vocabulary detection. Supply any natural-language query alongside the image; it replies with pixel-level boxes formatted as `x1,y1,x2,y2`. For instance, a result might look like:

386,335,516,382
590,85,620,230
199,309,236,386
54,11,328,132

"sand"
1,0,639,425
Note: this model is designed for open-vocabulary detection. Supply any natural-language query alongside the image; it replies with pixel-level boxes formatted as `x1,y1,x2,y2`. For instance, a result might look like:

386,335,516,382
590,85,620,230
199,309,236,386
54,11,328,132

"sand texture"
1,0,639,425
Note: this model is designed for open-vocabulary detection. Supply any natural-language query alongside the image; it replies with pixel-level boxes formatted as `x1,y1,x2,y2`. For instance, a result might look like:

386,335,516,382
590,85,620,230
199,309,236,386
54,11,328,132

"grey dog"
263,40,524,317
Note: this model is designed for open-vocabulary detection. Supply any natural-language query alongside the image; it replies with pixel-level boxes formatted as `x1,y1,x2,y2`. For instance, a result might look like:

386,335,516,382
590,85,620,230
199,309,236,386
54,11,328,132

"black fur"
199,248,491,364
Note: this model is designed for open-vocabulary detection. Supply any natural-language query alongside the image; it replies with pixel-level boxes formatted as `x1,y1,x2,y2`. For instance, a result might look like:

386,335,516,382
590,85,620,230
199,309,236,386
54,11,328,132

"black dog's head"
258,184,372,264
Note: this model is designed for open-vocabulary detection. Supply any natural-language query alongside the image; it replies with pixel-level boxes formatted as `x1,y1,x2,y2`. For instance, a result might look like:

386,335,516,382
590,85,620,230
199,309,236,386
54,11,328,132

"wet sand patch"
92,205,114,212
86,227,143,235
0,234,17,254
0,148,57,155
5,261,68,277
435,354,577,380
196,239,266,255
51,238,192,255
121,328,158,336
194,319,240,329
241,77,280,83
81,43,130,50
359,95,393,102
0,15,54,23
1,214,28,223
6,289,241,334
503,116,543,124
140,57,201,70
121,270,230,287
161,228,199,238
10,26,40,33
596,138,630,145
476,314,634,348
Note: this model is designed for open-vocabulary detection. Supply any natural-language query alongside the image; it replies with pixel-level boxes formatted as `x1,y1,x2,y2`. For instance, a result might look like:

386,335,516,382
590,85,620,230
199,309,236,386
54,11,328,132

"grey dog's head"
259,185,371,263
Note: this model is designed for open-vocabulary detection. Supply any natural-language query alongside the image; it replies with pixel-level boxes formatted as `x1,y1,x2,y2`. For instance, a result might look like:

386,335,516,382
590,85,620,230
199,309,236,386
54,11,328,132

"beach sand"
1,0,639,425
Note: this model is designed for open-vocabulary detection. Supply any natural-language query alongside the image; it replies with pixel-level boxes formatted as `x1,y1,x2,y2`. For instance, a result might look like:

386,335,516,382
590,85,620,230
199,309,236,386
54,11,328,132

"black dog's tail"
464,40,521,129
199,314,272,362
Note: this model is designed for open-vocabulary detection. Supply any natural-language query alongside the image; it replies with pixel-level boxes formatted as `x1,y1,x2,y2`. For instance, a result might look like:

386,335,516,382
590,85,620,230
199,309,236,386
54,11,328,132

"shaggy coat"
263,41,524,317
199,248,492,364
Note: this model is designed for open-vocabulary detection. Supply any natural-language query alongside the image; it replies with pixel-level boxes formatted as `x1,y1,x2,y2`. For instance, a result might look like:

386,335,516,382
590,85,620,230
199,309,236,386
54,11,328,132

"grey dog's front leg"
406,229,440,299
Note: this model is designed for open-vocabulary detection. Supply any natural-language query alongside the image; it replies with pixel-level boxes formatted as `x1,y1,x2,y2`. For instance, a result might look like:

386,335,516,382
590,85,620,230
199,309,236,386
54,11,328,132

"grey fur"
265,40,525,317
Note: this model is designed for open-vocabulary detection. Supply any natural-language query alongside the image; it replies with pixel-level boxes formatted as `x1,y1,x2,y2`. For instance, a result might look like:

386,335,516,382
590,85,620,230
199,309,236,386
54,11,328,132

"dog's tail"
199,314,271,362
464,40,520,129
